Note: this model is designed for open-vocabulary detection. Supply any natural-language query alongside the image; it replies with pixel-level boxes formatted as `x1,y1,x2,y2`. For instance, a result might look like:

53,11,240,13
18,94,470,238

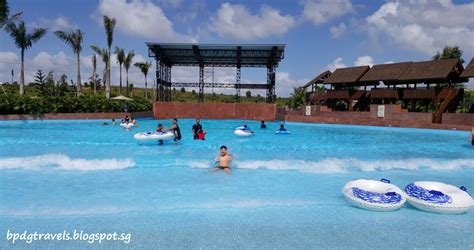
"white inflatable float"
405,181,473,214
275,130,290,135
134,131,174,141
234,126,253,137
120,123,134,129
342,178,406,211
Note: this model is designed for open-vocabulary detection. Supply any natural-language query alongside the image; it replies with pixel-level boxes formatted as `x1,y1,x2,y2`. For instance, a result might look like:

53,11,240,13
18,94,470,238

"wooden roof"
323,66,370,85
398,58,463,81
360,62,411,82
460,58,474,78
302,70,331,88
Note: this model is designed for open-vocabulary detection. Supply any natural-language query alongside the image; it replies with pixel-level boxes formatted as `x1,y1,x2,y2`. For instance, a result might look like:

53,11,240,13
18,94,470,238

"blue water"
0,118,473,249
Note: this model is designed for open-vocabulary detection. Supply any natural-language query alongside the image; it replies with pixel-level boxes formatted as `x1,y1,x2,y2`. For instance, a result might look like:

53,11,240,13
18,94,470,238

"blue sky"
1,0,473,96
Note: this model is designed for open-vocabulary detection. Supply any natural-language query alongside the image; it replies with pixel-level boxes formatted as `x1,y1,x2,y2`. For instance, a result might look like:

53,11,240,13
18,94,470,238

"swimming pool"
0,118,472,248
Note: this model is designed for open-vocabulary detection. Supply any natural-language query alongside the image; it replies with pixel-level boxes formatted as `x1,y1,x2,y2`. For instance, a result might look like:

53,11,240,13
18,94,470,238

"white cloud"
159,0,183,8
276,72,308,97
32,16,75,31
303,0,352,25
326,57,346,71
330,23,346,38
366,0,474,56
208,3,295,40
96,0,193,41
354,55,374,67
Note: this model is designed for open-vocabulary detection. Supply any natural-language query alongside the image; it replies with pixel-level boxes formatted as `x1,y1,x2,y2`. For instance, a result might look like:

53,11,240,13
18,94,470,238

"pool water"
0,118,473,248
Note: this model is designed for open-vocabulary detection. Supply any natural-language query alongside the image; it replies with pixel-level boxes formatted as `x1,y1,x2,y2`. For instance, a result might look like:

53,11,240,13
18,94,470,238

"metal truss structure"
146,43,285,102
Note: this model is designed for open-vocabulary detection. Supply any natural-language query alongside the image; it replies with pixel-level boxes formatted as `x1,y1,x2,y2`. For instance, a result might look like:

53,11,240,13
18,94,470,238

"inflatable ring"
342,178,406,211
405,181,473,214
134,131,174,141
275,130,290,135
234,129,253,137
120,123,134,129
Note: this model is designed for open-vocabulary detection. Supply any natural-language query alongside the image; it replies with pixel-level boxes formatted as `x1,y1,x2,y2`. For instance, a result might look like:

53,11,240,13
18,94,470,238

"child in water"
210,146,232,174
197,129,206,140
156,123,164,145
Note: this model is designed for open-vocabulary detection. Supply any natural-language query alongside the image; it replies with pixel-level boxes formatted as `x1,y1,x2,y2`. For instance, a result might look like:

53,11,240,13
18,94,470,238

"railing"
370,89,400,99
403,89,436,99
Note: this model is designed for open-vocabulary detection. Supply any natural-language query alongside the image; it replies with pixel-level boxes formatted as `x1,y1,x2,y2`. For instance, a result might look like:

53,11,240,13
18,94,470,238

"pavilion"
303,58,472,121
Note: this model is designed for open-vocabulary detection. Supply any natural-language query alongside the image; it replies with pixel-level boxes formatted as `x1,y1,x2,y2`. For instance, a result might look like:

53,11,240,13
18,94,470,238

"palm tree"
90,45,109,94
54,29,84,96
103,15,116,99
115,47,125,94
4,21,46,95
91,54,97,94
134,61,152,99
123,50,135,96
1,0,22,28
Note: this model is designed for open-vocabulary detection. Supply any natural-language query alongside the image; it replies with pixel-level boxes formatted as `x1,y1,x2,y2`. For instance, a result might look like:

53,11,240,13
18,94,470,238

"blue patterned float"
405,181,473,214
342,179,406,211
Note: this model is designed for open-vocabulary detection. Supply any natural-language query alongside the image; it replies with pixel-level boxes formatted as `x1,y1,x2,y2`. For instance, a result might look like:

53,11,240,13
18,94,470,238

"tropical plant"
123,50,135,96
102,15,116,99
433,46,464,63
134,61,152,99
90,45,109,93
287,87,306,109
4,21,46,95
91,54,97,93
1,0,21,27
115,47,125,94
54,29,84,96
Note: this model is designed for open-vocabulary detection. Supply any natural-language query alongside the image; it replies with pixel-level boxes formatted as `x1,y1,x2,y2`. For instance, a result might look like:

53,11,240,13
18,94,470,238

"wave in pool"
182,158,474,173
0,154,135,171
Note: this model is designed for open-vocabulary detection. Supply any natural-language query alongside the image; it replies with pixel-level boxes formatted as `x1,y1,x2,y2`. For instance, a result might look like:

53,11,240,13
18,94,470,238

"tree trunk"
119,65,122,94
76,53,81,96
126,69,129,96
144,74,148,100
105,56,110,99
92,65,97,94
20,49,25,95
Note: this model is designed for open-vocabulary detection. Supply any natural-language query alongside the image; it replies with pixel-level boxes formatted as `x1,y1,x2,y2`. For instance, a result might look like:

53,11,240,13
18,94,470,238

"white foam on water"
183,158,474,173
0,206,138,217
169,199,317,210
0,154,135,171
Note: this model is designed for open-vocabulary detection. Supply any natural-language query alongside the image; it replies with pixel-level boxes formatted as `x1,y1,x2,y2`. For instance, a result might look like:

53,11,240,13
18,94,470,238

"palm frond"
103,15,116,48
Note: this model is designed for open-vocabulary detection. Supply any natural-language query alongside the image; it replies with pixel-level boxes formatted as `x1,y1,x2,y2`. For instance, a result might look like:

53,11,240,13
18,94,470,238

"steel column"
235,66,241,102
266,65,276,103
198,65,204,102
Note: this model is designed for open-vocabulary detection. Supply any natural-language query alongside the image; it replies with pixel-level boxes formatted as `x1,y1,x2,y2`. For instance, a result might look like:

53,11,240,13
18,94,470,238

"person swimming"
471,127,474,146
260,120,266,129
279,124,287,131
197,129,206,140
112,118,116,125
210,145,232,174
131,118,137,126
156,123,164,145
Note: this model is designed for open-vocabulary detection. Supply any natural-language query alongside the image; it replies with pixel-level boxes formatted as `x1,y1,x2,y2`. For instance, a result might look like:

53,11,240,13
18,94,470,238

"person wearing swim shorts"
169,118,182,142
210,145,232,174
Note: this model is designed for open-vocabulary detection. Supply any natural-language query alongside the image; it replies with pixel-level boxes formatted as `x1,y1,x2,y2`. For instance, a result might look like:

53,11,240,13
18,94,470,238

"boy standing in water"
210,146,232,174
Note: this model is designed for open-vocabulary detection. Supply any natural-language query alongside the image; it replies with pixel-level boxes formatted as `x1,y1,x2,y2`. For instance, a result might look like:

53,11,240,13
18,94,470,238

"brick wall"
0,111,153,120
153,102,276,121
442,113,474,126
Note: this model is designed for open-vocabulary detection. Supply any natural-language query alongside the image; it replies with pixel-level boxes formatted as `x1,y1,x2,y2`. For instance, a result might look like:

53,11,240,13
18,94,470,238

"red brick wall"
153,102,276,121
0,111,153,120
368,104,432,123
442,113,474,126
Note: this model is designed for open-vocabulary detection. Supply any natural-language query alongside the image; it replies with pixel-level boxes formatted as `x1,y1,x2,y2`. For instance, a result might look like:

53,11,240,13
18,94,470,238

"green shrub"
0,94,152,114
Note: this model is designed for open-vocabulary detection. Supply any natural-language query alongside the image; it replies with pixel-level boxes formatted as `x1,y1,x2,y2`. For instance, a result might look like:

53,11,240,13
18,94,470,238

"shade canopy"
111,95,133,101
146,43,285,67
